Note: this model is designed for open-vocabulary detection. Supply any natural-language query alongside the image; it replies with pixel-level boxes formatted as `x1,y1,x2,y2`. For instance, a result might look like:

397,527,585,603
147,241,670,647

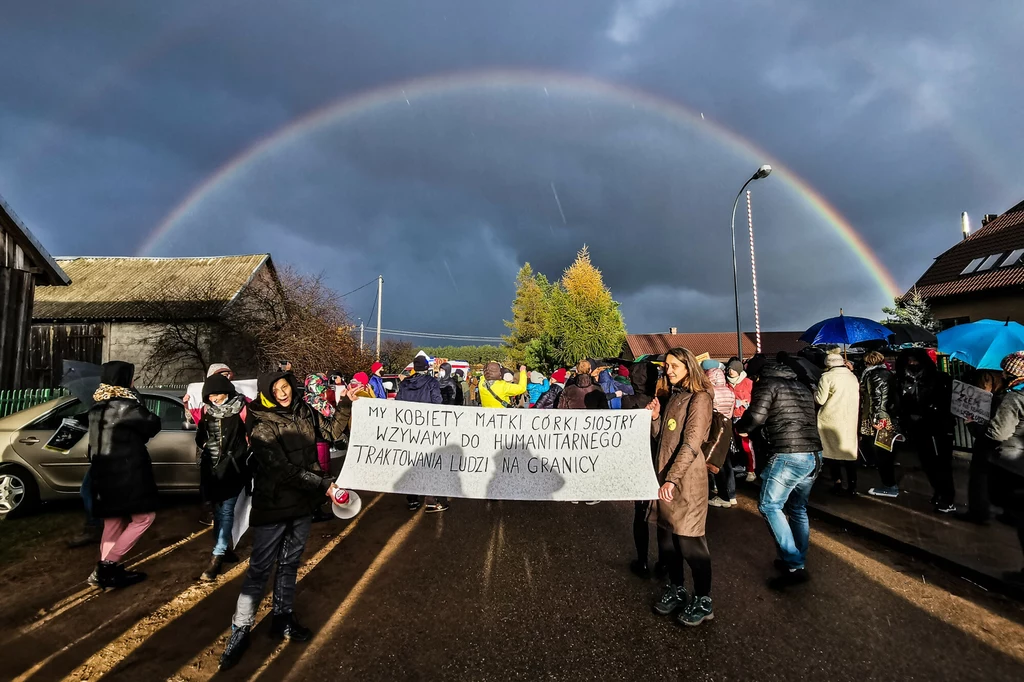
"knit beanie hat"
370,361,384,375
1001,351,1024,378
353,372,370,386
413,356,430,372
618,365,630,378
550,368,567,384
207,363,232,378
727,359,744,375
701,359,722,371
202,373,236,402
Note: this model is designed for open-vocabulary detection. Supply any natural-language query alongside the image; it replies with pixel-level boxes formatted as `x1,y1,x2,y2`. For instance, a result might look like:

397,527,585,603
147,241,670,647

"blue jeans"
232,517,313,629
213,495,239,557
758,452,822,569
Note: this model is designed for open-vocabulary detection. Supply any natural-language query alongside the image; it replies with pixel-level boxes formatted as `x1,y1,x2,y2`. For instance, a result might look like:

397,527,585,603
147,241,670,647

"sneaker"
269,613,313,642
934,503,957,514
708,497,732,508
201,556,224,583
652,584,689,616
408,499,422,511
199,508,215,527
729,498,738,507
745,472,757,483
677,595,714,627
769,568,810,590
867,485,899,498
425,502,449,513
630,560,650,579
219,626,251,670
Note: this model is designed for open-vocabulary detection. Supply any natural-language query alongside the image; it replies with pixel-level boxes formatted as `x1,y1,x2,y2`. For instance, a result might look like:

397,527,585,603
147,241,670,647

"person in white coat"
815,351,861,495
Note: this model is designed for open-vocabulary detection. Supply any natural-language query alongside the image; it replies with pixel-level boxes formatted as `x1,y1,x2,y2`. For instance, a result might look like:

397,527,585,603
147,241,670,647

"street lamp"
730,164,772,362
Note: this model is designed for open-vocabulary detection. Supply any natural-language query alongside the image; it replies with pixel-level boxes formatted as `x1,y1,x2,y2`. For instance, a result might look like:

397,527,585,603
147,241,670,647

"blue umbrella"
800,311,892,346
936,319,1024,369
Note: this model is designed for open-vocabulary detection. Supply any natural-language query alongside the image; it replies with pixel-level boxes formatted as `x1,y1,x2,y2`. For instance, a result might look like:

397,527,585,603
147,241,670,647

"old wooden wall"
24,323,105,388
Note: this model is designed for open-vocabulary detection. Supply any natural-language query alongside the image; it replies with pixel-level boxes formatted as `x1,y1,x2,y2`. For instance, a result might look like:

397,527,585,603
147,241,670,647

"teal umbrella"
936,319,1024,369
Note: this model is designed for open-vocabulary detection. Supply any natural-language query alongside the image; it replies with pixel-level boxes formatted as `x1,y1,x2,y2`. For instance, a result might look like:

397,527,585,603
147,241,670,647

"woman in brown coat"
647,347,715,627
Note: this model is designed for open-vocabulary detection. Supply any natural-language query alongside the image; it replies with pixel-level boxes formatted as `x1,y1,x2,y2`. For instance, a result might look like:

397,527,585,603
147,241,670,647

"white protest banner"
951,380,993,424
339,399,659,501
186,379,258,409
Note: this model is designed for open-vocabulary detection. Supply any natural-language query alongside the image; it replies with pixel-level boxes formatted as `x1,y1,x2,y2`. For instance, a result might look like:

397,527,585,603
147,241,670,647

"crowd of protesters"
61,338,1024,667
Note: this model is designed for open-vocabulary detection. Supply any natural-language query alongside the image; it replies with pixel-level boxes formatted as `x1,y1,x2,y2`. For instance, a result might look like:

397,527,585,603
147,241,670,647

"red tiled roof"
910,201,1024,301
625,332,805,360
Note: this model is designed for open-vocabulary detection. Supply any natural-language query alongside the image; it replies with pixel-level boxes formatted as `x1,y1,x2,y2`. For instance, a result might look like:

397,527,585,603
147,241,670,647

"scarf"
206,394,246,419
93,383,138,402
304,373,334,418
726,371,747,387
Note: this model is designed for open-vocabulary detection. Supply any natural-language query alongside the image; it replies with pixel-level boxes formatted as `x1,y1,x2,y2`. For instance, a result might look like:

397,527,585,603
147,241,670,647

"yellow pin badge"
667,418,677,431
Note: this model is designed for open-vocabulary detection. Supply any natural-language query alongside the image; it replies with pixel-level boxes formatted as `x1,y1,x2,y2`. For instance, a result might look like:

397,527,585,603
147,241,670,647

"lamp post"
730,165,772,362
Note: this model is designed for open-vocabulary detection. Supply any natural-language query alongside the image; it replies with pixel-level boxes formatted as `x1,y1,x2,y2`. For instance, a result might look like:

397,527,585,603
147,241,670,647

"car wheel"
0,464,40,518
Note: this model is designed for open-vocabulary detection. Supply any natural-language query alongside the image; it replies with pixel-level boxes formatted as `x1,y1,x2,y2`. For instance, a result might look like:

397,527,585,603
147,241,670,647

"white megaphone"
331,488,362,519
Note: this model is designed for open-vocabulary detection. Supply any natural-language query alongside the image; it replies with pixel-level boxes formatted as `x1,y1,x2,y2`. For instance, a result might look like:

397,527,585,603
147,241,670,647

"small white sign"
951,380,993,424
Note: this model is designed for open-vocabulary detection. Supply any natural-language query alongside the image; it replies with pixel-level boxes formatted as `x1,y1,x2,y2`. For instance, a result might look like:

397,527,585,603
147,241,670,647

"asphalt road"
3,493,1024,682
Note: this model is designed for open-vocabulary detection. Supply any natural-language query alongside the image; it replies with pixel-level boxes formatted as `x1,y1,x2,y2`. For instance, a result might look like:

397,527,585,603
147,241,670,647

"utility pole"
376,275,383,361
359,321,364,353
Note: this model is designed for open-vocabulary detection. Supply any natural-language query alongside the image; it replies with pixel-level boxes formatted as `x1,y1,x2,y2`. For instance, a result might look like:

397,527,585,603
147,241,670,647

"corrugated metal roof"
909,202,1024,301
33,255,270,321
625,332,805,360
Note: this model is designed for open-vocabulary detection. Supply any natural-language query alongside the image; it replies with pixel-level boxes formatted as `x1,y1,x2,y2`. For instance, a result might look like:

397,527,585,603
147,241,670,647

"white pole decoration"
746,190,762,354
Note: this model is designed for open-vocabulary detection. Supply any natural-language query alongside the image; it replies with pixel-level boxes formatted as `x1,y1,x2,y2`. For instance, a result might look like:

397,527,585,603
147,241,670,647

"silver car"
0,390,200,516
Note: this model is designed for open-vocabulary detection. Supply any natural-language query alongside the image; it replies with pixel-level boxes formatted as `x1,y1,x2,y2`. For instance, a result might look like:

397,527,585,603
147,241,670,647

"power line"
337,278,379,299
363,327,504,343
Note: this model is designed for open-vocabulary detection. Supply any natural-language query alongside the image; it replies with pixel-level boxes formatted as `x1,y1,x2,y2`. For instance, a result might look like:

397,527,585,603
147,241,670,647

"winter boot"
269,612,313,642
219,626,251,670
201,556,224,582
111,563,147,589
221,549,241,564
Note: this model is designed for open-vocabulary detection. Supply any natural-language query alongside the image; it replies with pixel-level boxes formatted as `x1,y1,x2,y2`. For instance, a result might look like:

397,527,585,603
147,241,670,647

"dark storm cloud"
1,0,1021,339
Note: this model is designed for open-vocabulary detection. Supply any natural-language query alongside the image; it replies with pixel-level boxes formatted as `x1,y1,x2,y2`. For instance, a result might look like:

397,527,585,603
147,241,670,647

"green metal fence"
0,388,70,418
0,385,189,419
942,356,975,452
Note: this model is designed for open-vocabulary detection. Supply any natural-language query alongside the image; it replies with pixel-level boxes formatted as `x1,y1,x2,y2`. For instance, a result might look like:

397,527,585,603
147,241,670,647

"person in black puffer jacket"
87,361,162,590
895,348,956,513
736,362,823,588
195,373,251,582
437,362,463,406
535,368,568,409
859,351,900,497
220,371,351,671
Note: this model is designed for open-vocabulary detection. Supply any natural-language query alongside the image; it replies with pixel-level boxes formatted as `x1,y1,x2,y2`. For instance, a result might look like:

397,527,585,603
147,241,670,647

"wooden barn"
0,194,70,389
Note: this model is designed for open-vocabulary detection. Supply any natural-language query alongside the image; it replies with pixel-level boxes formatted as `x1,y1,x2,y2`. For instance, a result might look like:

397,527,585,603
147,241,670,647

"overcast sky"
2,1,1021,342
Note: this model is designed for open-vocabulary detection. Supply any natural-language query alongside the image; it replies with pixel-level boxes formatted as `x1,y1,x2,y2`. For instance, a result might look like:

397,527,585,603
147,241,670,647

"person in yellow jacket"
479,361,528,408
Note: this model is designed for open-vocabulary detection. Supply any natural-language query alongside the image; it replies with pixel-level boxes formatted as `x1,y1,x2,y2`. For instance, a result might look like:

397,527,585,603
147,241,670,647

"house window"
1002,248,1024,267
976,253,1003,271
960,257,984,274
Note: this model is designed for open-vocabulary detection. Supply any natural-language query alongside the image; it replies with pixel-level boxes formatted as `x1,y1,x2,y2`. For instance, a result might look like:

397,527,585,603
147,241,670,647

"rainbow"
139,69,901,298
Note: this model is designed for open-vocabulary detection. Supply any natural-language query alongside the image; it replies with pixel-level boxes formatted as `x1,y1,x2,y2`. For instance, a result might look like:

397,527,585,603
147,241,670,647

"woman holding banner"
647,347,715,627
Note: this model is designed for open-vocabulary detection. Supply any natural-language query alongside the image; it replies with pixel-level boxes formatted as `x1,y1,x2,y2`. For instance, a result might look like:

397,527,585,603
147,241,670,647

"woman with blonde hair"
647,347,716,627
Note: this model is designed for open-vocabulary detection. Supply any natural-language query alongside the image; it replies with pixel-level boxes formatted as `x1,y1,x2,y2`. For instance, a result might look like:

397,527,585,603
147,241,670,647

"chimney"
982,214,999,226
961,212,970,240
669,327,678,335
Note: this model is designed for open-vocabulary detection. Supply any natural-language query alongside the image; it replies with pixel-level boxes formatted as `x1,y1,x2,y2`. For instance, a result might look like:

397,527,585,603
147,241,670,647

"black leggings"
633,501,651,564
657,526,712,597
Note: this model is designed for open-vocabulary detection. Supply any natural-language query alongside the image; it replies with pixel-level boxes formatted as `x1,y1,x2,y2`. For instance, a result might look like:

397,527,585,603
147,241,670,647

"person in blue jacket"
527,371,550,407
368,361,388,399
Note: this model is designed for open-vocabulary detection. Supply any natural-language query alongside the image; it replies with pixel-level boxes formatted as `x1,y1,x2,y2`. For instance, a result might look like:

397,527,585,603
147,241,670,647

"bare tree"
141,266,373,383
378,339,416,373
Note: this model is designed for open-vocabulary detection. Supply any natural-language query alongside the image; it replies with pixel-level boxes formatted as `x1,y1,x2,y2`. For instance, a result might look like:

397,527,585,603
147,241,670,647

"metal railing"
0,385,189,419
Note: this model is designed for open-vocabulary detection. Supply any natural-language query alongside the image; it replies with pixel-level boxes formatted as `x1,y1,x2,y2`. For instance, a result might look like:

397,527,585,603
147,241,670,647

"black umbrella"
61,360,103,406
885,323,937,346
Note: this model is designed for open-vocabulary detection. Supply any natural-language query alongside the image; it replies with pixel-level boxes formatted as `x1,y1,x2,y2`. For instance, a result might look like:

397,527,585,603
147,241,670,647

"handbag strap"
483,380,511,408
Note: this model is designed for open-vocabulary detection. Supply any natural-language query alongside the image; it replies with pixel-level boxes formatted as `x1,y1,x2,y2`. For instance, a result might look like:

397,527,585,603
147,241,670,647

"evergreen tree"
547,246,627,365
881,288,939,332
503,263,551,367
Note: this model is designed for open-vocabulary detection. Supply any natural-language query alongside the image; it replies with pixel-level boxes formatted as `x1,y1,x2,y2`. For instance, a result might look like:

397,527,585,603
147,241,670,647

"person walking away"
597,367,630,409
621,361,664,579
527,371,549,408
219,371,351,670
559,361,607,409
438,362,464,406
861,351,901,499
647,348,715,626
736,361,823,589
706,366,737,508
535,368,567,409
479,361,528,409
727,359,757,482
87,361,162,590
195,373,250,581
396,356,447,512
896,348,956,513
816,349,861,496
454,369,469,406
368,361,388,399
986,352,1024,586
